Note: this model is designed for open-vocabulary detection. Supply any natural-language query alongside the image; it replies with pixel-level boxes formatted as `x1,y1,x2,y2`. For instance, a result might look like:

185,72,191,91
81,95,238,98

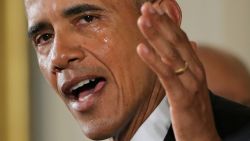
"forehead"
25,0,134,25
25,0,132,13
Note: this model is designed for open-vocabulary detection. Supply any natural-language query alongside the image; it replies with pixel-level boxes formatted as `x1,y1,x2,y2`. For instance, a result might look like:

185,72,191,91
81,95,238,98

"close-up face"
25,0,157,139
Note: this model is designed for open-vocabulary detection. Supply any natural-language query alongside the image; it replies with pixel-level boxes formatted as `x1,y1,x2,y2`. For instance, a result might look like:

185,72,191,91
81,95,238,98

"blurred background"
0,0,249,141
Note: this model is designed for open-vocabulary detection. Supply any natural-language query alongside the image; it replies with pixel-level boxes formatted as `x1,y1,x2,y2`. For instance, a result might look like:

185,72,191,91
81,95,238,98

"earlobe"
153,0,182,26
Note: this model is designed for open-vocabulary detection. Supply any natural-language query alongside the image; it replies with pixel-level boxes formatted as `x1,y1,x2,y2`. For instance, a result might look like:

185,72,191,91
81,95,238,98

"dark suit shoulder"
210,92,250,140
164,92,250,141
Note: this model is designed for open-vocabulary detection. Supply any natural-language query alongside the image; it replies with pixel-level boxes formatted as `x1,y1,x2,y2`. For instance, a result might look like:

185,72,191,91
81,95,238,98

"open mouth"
65,77,106,101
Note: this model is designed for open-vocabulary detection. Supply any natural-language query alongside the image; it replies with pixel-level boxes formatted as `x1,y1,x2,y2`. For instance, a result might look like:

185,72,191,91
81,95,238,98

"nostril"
52,57,82,73
69,58,79,63
53,66,63,73
51,47,85,73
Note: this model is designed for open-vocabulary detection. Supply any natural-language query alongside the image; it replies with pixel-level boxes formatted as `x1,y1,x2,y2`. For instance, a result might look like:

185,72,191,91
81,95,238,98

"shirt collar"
131,97,171,141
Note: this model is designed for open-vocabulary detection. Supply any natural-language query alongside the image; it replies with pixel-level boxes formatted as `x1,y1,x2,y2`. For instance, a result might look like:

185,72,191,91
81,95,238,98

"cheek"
38,55,58,91
105,27,154,99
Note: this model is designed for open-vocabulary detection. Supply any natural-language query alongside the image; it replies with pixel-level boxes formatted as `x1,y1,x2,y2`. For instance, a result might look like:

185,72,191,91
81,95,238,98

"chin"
79,120,118,140
77,109,133,140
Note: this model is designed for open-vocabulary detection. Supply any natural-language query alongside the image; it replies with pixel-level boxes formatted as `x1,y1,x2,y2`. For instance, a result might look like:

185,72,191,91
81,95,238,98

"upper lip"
61,75,105,98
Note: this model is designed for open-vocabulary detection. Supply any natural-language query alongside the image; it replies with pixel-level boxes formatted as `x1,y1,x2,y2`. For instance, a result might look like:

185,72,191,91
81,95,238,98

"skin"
26,0,165,140
198,47,250,106
25,0,221,140
137,2,220,141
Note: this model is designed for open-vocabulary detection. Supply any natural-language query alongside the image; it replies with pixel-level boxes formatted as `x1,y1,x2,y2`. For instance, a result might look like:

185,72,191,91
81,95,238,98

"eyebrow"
27,4,103,38
63,4,104,17
28,22,51,38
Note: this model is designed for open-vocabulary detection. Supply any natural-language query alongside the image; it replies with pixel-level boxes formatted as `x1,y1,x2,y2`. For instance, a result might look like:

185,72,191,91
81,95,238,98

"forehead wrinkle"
25,0,135,15
78,0,137,13
25,0,139,27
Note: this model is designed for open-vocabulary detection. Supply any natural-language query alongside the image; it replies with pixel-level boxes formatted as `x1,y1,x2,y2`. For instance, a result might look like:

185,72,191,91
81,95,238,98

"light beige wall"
179,0,250,70
30,1,250,141
1,0,29,141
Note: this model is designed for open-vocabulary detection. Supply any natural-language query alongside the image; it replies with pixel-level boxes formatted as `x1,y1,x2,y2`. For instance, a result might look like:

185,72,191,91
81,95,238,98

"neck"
114,79,165,141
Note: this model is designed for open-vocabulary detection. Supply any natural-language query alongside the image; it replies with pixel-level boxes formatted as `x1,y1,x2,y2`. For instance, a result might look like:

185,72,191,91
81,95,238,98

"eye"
77,15,99,25
34,33,54,46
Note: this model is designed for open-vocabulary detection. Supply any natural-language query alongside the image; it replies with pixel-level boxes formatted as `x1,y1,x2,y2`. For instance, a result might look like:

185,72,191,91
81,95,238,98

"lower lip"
70,80,106,112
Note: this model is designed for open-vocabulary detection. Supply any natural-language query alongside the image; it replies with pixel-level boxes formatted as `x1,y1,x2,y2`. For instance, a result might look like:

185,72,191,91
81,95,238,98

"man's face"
26,0,156,139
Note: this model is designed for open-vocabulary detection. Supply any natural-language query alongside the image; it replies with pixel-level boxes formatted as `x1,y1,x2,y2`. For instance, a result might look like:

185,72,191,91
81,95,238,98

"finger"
142,3,205,83
137,43,200,108
141,3,202,77
138,3,184,69
155,0,182,26
138,3,203,96
137,15,199,94
161,4,201,63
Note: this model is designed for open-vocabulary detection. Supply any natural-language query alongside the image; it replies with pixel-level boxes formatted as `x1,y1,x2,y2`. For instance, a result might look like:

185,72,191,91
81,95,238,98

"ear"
153,0,182,26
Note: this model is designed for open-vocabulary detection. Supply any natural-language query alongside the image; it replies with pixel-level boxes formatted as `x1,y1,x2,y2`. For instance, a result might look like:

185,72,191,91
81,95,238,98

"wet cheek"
83,29,114,61
93,28,112,52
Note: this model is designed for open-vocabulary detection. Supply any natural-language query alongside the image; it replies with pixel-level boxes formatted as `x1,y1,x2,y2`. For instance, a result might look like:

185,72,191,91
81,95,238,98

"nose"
50,34,85,72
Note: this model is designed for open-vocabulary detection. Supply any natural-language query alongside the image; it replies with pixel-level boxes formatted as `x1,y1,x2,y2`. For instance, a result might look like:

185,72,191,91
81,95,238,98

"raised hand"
136,2,221,141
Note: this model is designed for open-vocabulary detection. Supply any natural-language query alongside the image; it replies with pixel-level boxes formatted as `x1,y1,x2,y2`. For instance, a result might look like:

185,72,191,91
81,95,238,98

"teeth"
90,79,95,82
71,79,91,92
